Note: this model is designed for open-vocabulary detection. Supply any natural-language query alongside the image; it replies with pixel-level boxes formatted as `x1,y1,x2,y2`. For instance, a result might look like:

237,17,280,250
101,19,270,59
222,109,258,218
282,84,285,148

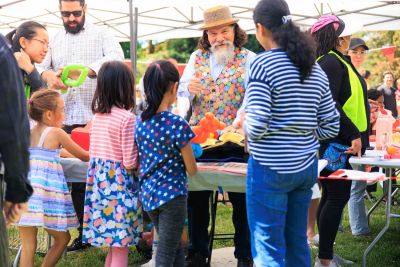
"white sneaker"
314,257,340,267
332,255,354,265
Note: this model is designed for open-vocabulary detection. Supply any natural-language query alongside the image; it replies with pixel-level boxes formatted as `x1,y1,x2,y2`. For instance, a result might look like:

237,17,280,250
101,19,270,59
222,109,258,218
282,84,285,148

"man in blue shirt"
177,6,255,267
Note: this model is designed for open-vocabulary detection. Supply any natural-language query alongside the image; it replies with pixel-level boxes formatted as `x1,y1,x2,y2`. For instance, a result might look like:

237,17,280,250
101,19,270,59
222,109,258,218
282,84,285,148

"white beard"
210,41,235,65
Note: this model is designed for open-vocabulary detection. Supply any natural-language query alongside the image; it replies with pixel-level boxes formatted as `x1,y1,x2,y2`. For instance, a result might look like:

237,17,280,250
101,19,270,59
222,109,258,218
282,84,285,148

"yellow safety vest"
318,51,367,132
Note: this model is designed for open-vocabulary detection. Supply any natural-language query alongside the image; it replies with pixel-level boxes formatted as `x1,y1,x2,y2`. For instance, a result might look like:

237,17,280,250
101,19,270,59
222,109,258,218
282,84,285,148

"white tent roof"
0,0,399,42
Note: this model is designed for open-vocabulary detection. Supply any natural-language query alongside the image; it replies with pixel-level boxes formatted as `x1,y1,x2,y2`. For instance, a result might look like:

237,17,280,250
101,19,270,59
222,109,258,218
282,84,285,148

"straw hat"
200,6,239,30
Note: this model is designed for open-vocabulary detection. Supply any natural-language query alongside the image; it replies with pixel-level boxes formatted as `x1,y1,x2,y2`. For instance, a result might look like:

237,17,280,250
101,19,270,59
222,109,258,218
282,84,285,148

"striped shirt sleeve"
121,114,138,169
244,56,272,140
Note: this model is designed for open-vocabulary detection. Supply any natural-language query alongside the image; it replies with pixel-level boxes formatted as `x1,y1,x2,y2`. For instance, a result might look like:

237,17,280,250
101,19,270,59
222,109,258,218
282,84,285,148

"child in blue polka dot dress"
135,60,198,266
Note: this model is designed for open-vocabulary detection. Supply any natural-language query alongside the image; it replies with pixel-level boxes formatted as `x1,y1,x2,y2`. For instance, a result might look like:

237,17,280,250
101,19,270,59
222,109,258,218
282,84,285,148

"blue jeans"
148,195,187,267
246,156,317,267
348,180,370,235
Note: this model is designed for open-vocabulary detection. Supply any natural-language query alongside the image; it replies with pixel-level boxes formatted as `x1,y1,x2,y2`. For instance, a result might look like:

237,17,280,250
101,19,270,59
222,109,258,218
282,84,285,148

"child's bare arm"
56,128,90,161
181,143,197,176
60,148,75,158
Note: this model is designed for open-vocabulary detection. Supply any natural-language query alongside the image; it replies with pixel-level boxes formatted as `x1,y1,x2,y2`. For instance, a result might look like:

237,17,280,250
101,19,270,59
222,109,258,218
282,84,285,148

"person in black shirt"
311,15,369,267
0,33,32,267
377,71,397,118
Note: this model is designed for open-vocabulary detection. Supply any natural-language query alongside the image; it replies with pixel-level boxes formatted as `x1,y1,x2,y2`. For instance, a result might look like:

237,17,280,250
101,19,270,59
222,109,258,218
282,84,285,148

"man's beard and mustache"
210,41,235,65
63,13,85,34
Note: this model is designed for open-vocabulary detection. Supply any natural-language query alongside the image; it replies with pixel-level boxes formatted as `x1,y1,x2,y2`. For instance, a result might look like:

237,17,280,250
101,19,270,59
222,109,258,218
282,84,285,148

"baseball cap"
349,38,369,50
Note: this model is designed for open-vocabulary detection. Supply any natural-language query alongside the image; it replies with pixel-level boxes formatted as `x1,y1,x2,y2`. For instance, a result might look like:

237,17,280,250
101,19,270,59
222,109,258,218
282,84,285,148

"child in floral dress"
82,61,141,267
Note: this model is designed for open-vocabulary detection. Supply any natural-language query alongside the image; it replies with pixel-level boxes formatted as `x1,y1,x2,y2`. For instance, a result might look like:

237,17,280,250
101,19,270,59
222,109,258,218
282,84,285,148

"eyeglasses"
348,50,367,56
31,38,49,48
60,10,83,18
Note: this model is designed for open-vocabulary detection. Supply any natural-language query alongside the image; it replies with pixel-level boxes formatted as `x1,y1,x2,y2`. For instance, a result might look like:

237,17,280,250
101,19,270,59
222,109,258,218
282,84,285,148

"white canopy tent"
1,0,399,40
1,0,399,73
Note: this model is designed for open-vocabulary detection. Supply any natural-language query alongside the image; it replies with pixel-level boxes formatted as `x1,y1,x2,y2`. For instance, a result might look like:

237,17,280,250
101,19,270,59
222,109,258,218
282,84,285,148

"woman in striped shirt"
244,0,340,266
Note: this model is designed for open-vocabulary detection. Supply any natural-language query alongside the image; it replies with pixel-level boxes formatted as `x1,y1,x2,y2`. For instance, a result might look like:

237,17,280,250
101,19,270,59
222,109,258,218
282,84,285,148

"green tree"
119,41,145,59
245,34,264,54
359,31,400,88
165,38,198,63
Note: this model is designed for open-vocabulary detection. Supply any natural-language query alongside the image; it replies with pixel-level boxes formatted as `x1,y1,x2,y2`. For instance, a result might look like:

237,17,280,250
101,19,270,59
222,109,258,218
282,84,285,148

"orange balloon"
199,118,207,128
205,112,214,120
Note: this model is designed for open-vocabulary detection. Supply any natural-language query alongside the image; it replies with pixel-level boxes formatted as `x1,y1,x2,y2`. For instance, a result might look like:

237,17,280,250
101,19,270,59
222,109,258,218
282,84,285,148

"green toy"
60,64,89,93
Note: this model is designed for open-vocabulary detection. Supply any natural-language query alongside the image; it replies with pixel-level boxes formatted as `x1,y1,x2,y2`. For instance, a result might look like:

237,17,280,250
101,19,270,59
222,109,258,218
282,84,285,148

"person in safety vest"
311,15,370,267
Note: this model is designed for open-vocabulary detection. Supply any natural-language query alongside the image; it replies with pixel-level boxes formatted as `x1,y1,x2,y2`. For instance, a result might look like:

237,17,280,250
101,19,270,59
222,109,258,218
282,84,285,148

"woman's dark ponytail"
5,21,46,52
253,0,316,82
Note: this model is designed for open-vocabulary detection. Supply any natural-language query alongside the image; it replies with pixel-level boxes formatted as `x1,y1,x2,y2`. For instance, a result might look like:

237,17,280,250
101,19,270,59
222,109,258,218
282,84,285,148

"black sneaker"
237,257,253,267
185,252,207,267
66,237,91,252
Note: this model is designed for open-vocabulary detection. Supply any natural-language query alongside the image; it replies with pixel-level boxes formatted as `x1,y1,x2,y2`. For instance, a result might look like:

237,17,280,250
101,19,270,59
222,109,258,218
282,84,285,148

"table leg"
207,191,218,267
12,246,21,267
367,194,385,224
363,168,392,267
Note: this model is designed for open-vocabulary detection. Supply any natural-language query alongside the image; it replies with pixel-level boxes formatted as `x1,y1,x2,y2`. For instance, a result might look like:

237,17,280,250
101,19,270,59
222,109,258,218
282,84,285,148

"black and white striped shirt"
244,49,340,173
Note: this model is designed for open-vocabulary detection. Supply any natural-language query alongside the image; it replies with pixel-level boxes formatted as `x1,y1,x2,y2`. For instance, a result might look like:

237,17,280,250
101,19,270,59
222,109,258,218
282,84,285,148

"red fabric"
381,47,396,64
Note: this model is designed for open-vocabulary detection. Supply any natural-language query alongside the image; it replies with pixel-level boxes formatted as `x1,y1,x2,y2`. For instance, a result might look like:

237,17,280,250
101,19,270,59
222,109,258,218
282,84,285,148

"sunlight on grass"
8,188,400,267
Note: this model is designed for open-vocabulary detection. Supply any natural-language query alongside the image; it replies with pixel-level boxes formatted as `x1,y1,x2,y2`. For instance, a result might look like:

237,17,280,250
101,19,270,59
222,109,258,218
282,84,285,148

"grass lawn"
8,189,400,267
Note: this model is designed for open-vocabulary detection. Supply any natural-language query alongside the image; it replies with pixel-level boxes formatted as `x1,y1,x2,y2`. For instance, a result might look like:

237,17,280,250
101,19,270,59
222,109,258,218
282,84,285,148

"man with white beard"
177,6,255,267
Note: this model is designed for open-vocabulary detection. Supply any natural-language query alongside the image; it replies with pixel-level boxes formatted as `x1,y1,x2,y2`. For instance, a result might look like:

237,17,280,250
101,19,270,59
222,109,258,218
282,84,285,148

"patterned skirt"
18,148,79,231
83,158,142,247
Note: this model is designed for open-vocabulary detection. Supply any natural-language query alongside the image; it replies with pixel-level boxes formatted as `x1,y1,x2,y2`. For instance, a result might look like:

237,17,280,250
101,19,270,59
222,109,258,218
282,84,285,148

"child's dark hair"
253,0,316,82
92,61,135,114
29,89,61,122
5,21,47,53
367,88,383,101
141,60,180,121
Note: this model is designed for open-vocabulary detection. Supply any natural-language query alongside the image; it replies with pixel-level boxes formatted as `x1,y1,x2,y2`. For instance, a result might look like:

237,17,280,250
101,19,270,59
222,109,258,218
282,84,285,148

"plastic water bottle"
376,116,395,150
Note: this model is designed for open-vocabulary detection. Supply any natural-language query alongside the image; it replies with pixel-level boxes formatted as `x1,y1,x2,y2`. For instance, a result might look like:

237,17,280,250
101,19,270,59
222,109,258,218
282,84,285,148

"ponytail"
253,0,316,82
141,60,180,121
5,29,17,47
271,22,316,82
5,21,46,52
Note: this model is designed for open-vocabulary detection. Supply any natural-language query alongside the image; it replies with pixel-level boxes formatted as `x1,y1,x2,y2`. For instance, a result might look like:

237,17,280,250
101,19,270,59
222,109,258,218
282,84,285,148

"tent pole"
129,0,137,78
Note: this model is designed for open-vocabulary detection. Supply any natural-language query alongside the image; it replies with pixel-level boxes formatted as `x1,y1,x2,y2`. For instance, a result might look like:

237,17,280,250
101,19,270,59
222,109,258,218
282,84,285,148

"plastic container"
71,127,90,151
375,115,395,150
